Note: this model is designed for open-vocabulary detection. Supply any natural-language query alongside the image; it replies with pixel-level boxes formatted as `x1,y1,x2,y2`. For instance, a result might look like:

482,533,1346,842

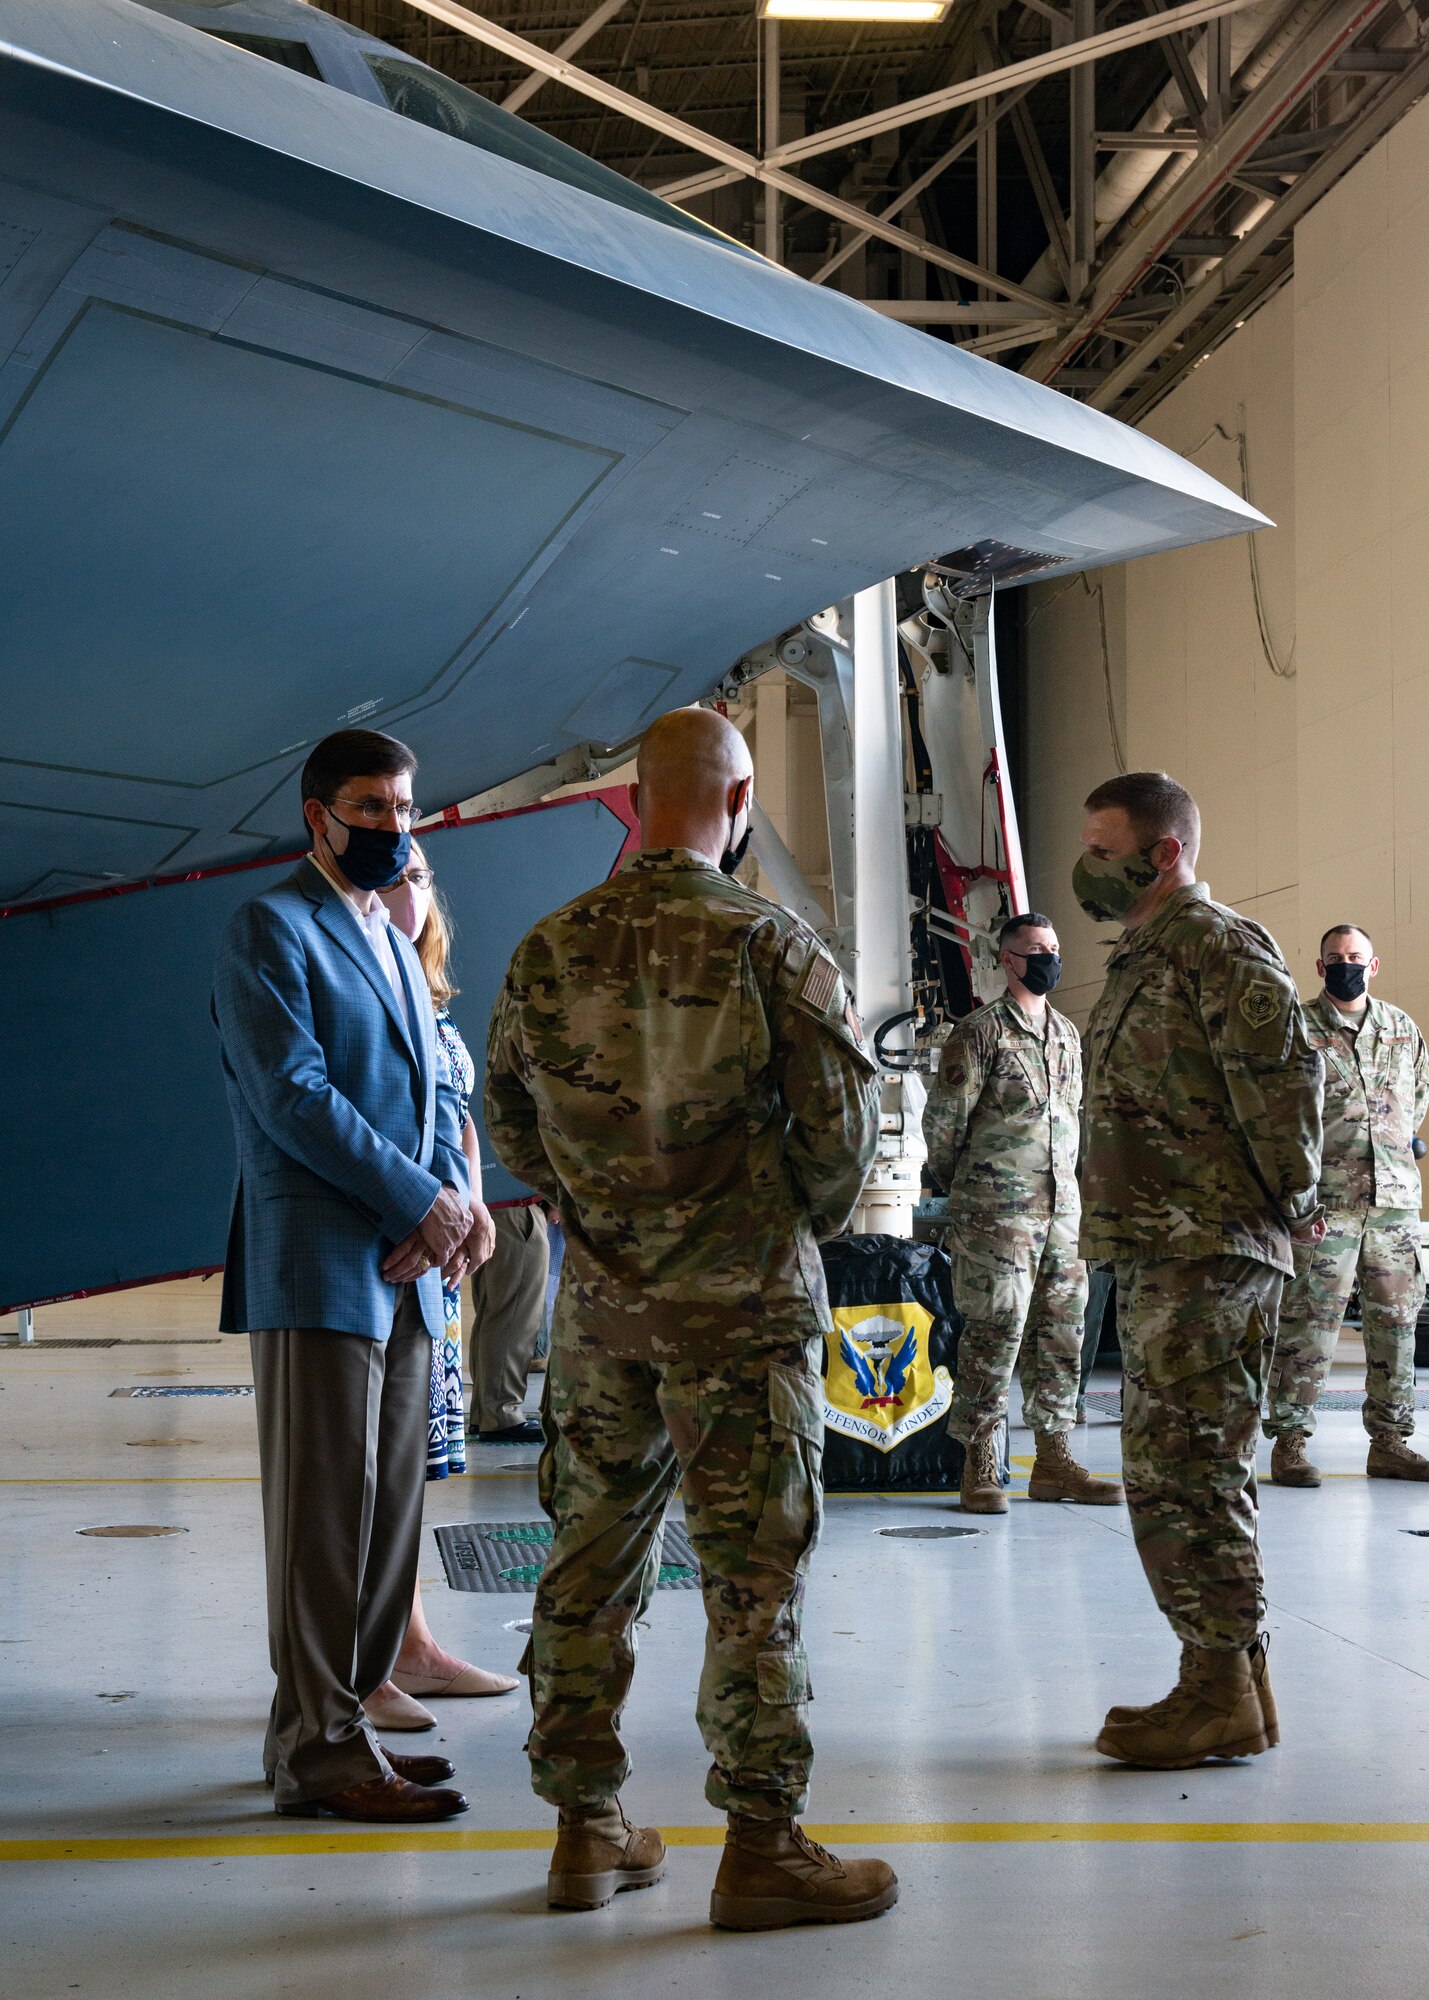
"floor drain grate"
877,1525,981,1540
0,1336,222,1352
435,1519,701,1593
110,1386,253,1398
77,1524,188,1538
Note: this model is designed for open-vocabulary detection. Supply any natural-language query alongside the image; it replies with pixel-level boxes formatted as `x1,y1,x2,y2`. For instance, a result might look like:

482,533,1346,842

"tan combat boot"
959,1433,1008,1514
1104,1634,1279,1746
1367,1432,1429,1481
1095,1644,1274,1767
1270,1431,1321,1487
710,1817,899,1931
547,1800,666,1909
1028,1431,1123,1505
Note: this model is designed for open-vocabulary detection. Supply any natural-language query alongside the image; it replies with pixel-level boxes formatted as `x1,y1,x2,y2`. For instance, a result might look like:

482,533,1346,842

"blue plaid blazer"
212,859,468,1340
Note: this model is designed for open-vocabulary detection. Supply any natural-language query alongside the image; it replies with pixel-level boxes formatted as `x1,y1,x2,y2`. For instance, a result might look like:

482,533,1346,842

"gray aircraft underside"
0,0,1263,908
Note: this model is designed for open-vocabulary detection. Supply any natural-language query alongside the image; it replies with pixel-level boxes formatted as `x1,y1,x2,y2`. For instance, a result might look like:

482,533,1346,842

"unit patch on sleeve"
1238,981,1282,1031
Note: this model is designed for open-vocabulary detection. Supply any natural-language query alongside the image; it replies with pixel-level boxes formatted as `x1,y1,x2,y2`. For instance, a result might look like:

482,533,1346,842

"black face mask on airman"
1015,951,1062,997
1324,962,1368,1002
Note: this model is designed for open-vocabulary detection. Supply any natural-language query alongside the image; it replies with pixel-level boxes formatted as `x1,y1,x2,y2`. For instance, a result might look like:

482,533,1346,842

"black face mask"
1324,962,1368,1003
324,810,411,892
1016,951,1062,997
719,795,752,877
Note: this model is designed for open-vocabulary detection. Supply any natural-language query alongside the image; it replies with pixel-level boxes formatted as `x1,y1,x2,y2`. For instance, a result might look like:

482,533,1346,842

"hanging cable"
1085,575,1127,774
1182,407,1296,679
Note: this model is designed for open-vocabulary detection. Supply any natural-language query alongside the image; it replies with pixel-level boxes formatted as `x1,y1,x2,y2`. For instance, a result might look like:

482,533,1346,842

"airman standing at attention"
1266,924,1429,1487
1076,772,1324,1770
484,706,897,1933
925,911,1122,1515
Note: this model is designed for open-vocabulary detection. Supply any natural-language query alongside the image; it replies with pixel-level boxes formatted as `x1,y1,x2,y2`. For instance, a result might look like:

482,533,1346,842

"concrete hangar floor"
3,1282,1428,2000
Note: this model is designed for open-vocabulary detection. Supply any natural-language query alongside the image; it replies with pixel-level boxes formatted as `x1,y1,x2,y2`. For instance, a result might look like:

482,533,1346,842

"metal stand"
742,581,926,1238
2,1307,36,1345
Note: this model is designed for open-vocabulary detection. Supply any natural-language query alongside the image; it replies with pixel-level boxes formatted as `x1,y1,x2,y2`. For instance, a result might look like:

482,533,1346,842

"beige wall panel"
1294,89,1429,1014
1024,89,1429,1051
1024,280,1299,1010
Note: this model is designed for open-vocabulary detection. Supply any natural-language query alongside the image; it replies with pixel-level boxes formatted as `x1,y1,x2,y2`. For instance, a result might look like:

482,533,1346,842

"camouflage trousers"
1116,1256,1282,1651
1266,1207,1425,1440
945,1206,1087,1441
525,1337,823,1820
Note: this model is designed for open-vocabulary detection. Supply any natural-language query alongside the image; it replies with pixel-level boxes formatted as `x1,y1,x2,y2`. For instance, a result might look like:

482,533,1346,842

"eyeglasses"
330,794,421,828
401,868,435,890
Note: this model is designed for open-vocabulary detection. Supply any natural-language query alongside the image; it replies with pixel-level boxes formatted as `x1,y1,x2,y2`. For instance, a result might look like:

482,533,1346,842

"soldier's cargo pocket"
756,1645,812,1706
1140,1296,1271,1394
749,1361,824,1575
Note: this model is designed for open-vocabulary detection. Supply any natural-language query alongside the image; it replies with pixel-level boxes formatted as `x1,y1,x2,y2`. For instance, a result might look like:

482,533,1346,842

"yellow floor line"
6,1822,1429,1862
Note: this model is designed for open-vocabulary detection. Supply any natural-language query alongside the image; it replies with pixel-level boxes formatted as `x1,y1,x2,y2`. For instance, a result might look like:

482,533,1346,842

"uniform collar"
1001,993,1049,1039
623,847,721,874
1312,988,1383,1037
1120,880,1209,954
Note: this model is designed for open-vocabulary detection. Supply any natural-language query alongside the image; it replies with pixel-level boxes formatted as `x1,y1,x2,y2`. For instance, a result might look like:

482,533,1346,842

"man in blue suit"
213,729,476,1822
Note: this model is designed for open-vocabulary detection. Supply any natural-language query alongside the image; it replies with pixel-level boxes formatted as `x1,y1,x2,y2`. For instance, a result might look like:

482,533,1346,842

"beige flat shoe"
362,1682,436,1731
391,1662,520,1698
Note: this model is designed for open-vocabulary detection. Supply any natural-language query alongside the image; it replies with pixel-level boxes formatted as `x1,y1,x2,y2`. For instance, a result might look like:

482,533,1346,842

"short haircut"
1320,923,1373,958
1000,911,1054,951
1084,770,1200,860
299,729,417,836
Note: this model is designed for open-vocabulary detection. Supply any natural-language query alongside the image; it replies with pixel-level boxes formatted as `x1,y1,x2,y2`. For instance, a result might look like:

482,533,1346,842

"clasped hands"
382,1184,497,1286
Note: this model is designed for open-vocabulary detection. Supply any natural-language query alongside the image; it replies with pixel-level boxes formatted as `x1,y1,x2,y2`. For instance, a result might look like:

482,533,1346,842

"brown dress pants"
250,1285,430,1806
468,1203,549,1434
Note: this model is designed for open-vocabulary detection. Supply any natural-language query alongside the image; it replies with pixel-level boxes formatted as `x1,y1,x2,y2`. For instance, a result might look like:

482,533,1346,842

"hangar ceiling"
0,0,1264,905
314,0,1429,421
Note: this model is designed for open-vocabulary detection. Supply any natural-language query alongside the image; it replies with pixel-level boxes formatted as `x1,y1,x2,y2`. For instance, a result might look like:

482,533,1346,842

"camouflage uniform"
484,848,880,1820
924,995,1087,1440
1081,878,1322,1650
1267,992,1429,1441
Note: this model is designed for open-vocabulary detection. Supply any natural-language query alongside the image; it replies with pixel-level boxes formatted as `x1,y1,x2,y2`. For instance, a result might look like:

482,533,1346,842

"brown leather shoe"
1270,1432,1321,1487
263,1749,455,1790
277,1774,469,1821
1367,1432,1429,1480
547,1801,666,1909
959,1433,1008,1514
710,1818,898,1931
1027,1430,1123,1504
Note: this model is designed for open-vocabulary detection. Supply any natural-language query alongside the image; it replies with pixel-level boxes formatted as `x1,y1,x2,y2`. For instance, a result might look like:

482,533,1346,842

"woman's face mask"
379,865,433,942
1071,846,1161,924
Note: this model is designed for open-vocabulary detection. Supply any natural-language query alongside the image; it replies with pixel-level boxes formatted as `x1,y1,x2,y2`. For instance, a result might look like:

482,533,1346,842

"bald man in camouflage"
485,707,896,1932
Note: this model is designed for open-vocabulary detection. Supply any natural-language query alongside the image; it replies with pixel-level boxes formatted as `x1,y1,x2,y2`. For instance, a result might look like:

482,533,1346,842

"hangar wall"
1021,90,1429,1040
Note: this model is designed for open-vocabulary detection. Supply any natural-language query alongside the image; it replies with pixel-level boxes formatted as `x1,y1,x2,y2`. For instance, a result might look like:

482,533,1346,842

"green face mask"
1072,846,1161,923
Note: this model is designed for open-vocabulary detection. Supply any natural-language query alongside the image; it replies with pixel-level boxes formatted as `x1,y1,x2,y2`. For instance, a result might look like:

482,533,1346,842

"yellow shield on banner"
823,1301,953,1455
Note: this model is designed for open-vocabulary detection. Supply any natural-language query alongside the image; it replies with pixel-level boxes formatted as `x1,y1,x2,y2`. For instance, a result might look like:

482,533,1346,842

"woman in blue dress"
357,840,518,1728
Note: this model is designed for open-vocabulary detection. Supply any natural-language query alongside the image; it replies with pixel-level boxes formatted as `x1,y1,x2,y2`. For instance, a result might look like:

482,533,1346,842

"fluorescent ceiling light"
761,2,952,22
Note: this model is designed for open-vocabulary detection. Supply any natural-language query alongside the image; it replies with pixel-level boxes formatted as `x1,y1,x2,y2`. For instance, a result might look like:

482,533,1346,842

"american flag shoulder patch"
798,950,841,1015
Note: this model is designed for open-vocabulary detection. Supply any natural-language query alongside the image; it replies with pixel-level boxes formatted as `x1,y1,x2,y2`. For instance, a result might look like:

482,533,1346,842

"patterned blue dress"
427,1008,474,1480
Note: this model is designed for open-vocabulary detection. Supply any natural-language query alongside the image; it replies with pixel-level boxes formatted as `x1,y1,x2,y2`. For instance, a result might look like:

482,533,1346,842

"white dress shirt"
309,852,411,1040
